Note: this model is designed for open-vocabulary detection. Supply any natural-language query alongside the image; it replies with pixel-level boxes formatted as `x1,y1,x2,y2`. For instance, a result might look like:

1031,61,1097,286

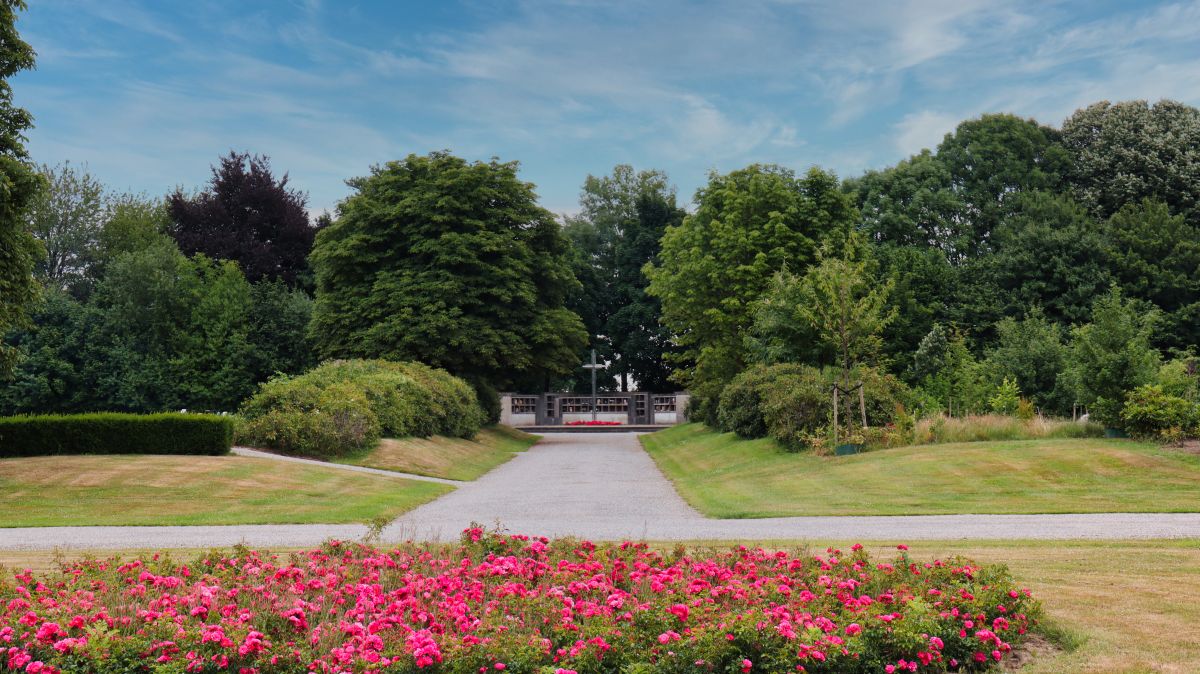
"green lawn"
641,423,1200,517
340,426,539,481
0,454,451,527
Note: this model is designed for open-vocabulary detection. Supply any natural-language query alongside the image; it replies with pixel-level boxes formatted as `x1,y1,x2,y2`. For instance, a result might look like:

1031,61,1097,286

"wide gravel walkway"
3,433,1199,550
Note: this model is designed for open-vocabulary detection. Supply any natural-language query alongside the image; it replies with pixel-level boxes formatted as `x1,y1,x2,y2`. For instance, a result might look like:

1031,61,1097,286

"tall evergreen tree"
957,191,1111,336
1102,199,1200,351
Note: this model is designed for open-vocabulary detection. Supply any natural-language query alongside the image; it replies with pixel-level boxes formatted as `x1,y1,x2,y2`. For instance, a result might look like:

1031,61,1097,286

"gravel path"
3,432,1199,550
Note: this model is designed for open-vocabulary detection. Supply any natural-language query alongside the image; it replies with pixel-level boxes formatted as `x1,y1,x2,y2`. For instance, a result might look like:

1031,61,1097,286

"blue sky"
14,0,1200,215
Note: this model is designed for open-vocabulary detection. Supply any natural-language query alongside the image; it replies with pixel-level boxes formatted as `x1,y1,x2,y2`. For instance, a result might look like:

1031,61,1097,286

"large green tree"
646,164,855,404
850,150,966,258
957,191,1111,336
1102,199,1200,350
0,0,41,376
25,162,107,291
563,165,683,391
1061,100,1200,224
935,113,1070,256
747,231,896,375
309,152,587,391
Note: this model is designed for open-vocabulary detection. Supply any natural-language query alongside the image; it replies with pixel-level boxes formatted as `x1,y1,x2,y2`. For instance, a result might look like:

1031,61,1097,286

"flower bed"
0,528,1041,673
565,420,624,426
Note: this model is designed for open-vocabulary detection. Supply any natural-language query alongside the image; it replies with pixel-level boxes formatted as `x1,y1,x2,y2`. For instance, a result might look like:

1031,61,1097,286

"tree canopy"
25,162,106,291
309,151,587,391
1062,100,1200,224
563,165,684,391
0,0,40,377
647,164,855,406
168,152,317,288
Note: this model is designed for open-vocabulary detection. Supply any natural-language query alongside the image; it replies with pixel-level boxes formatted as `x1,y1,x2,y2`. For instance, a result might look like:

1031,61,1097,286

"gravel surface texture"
3,433,1199,550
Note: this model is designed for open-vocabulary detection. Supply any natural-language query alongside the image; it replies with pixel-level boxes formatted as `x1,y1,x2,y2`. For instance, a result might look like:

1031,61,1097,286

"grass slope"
2,539,1196,673
342,426,539,481
0,455,451,527
641,423,1200,517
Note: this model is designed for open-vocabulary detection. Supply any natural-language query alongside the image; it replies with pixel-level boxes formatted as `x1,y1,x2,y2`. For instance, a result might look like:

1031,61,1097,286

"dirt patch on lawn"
1002,633,1064,671
1171,439,1200,455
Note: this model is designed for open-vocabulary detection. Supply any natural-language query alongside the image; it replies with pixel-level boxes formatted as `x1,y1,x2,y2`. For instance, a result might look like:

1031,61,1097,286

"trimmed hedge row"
0,413,233,457
236,359,485,458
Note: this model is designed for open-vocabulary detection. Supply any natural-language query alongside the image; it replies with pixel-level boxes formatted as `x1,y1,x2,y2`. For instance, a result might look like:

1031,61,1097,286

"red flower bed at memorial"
0,527,1042,673
565,420,624,426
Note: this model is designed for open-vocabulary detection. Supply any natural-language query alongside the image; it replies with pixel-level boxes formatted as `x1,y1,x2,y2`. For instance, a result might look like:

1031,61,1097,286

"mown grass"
2,539,1195,673
0,454,451,527
641,423,1200,517
339,426,539,481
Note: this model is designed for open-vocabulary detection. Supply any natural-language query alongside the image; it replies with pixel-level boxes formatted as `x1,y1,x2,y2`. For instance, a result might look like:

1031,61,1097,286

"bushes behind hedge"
0,413,233,457
236,359,485,458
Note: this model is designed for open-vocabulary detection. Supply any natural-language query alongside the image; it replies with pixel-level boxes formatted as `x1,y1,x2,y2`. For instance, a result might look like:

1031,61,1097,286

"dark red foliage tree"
168,152,316,287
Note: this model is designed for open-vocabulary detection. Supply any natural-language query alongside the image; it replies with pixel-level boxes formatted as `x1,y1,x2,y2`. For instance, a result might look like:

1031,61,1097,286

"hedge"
0,412,234,457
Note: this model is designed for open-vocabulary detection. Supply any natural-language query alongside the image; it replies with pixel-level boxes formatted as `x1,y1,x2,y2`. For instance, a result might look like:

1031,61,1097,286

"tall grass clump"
913,413,1103,445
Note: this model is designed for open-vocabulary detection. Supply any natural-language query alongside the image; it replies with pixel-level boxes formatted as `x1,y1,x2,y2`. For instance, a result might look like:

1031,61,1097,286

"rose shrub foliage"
0,528,1042,673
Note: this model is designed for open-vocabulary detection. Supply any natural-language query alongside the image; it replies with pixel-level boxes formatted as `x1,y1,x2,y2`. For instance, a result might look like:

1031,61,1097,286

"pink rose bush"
0,528,1040,672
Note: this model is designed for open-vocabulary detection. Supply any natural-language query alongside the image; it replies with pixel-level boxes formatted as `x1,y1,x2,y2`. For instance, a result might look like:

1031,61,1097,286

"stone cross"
581,349,603,421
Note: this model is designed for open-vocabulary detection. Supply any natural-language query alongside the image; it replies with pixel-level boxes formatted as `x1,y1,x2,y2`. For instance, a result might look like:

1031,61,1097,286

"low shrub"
236,381,381,458
0,527,1043,673
726,364,914,451
0,412,232,457
717,363,815,438
395,361,486,439
685,392,717,427
1158,357,1199,401
760,366,828,451
913,414,1103,445
237,359,484,457
1119,384,1199,441
1016,398,1037,421
988,377,1022,415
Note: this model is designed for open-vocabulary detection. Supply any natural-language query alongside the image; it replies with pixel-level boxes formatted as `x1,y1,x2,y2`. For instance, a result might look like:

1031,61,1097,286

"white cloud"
893,110,959,155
